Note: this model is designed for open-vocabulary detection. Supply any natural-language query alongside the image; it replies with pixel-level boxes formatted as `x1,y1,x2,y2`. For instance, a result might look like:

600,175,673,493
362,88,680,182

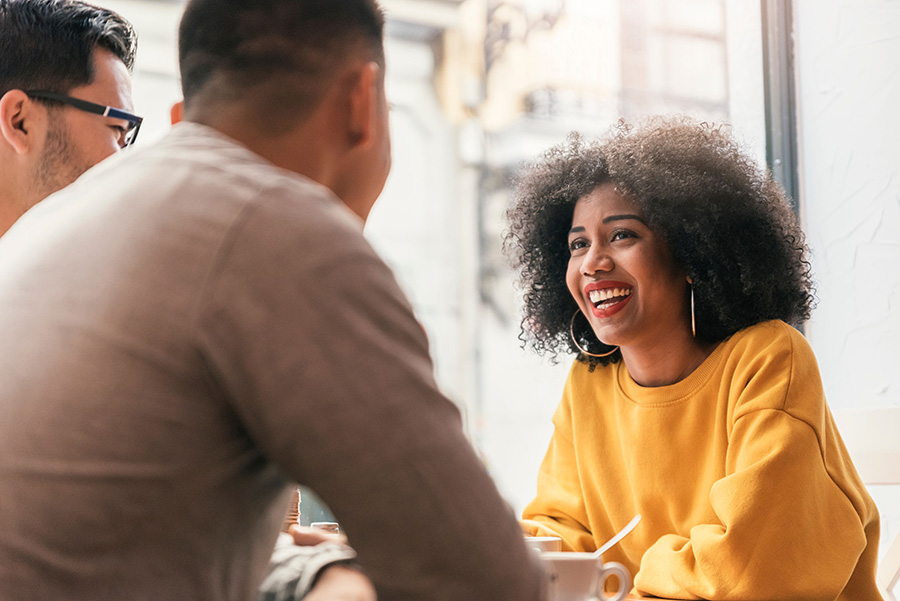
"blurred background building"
92,0,900,569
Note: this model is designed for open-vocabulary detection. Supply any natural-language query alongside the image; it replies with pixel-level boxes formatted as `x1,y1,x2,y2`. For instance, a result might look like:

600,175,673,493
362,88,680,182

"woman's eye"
611,229,636,242
568,238,588,253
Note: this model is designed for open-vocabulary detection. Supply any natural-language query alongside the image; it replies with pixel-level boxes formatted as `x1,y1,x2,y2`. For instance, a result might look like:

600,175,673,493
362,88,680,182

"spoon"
593,514,641,558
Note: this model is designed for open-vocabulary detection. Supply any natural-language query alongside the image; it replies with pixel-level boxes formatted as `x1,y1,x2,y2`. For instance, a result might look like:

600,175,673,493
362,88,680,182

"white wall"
794,0,900,562
796,0,900,412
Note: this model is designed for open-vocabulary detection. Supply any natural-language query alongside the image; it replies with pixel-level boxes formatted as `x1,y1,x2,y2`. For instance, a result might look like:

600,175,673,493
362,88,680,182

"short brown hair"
179,0,385,131
0,0,136,98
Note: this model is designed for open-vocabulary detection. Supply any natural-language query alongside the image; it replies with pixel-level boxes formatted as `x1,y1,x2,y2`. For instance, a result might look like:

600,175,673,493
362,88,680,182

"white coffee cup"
540,552,631,601
524,536,562,552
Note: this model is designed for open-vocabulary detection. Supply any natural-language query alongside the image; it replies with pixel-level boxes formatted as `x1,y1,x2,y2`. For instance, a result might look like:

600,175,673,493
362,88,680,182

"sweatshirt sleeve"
521,372,598,552
634,329,870,600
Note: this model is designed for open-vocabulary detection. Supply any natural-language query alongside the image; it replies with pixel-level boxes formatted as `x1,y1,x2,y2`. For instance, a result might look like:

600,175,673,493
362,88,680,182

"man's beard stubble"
31,117,91,204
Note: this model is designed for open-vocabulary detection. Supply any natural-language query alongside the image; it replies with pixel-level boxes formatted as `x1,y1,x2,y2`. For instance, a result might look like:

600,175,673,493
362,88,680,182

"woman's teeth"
588,287,632,307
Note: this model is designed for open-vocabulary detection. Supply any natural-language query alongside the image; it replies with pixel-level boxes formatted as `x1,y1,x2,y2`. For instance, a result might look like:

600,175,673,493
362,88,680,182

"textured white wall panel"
795,0,900,412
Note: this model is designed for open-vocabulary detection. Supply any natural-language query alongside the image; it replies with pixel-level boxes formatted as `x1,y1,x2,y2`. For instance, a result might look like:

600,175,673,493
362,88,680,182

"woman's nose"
581,246,614,276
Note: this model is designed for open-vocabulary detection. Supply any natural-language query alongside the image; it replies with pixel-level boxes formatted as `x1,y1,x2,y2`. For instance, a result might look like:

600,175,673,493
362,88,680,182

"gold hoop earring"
689,281,696,338
569,310,619,358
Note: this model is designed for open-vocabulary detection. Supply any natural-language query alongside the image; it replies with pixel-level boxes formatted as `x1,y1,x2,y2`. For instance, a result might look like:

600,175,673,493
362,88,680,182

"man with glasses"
0,0,139,237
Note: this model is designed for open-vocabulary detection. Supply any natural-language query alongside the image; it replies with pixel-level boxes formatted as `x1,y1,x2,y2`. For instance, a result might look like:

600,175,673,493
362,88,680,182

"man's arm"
199,189,545,601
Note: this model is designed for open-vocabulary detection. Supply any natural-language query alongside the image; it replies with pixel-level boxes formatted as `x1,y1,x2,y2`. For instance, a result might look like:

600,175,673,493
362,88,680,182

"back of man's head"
179,0,385,134
0,0,136,97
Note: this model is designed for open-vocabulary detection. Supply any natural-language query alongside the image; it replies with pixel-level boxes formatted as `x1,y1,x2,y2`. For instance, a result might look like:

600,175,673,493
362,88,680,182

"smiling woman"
564,184,707,387
506,116,885,601
504,116,813,370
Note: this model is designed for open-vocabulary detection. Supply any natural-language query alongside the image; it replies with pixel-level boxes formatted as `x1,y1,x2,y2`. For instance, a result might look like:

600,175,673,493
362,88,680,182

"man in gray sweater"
0,0,545,600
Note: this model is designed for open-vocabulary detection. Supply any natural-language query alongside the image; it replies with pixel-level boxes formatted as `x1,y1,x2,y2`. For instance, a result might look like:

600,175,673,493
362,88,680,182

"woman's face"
566,184,690,351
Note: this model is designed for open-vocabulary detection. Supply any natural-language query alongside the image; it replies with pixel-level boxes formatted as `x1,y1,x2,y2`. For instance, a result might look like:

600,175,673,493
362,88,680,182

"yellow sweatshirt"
522,320,883,600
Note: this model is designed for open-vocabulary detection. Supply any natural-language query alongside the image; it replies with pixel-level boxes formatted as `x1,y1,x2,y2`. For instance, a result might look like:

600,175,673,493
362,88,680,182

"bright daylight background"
92,0,900,574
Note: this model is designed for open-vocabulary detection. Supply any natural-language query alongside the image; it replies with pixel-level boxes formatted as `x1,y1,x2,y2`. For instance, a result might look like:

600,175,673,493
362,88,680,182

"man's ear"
0,90,42,155
170,99,184,125
346,62,380,149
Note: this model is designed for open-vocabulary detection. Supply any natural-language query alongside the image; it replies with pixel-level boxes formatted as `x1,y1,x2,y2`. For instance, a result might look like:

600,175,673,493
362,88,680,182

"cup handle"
594,561,631,601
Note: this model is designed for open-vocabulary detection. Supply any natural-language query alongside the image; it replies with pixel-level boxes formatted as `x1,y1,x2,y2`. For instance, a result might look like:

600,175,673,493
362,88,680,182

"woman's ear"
0,90,42,155
345,61,380,149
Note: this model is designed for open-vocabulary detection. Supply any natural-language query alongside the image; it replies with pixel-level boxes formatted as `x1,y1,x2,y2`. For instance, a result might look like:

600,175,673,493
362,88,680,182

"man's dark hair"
179,0,385,130
0,0,136,98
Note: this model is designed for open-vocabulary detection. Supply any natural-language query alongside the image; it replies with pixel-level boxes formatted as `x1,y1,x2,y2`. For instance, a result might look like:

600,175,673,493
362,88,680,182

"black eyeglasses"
24,90,143,148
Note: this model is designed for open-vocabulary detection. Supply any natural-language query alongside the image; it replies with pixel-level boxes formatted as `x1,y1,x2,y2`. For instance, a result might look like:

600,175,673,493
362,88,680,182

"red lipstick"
583,281,633,318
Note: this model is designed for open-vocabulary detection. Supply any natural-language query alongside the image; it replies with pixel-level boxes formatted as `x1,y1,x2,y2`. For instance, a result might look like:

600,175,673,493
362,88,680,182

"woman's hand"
304,565,376,601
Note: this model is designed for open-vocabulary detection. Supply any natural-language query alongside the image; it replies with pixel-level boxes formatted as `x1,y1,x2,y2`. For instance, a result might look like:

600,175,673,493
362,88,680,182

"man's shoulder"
152,123,336,205
2,123,364,279
114,123,360,239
